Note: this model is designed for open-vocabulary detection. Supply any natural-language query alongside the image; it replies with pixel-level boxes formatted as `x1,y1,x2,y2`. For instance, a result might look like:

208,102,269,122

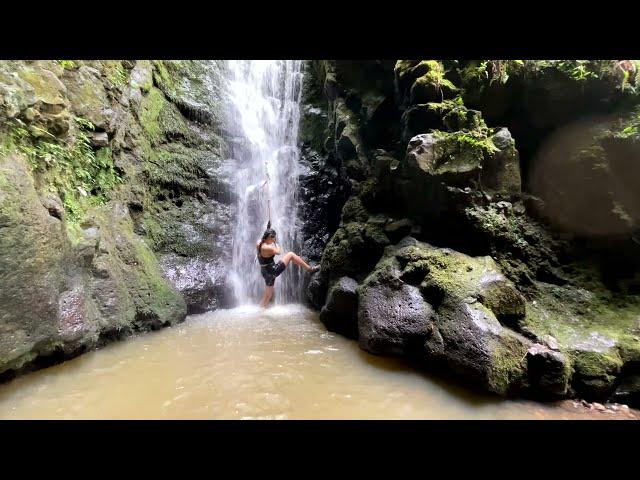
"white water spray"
224,60,304,305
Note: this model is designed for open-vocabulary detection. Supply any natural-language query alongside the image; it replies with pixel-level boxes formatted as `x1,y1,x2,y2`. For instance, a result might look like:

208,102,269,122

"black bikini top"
257,245,275,266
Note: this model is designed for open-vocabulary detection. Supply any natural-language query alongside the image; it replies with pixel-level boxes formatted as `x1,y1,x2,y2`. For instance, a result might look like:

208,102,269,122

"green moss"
90,204,187,327
57,60,77,70
521,279,640,395
129,232,186,322
152,60,181,97
572,349,622,381
17,68,66,106
488,329,529,395
433,129,499,156
143,144,207,194
341,195,369,223
408,247,496,301
157,101,194,141
139,87,166,143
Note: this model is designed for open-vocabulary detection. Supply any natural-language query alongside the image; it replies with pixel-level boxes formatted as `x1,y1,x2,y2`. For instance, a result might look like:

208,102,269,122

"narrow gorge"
1,59,639,418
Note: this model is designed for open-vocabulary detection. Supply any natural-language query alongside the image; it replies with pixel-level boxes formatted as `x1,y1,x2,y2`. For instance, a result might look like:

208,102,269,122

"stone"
0,69,37,119
0,153,67,374
90,132,109,147
319,277,359,339
526,343,571,396
611,374,640,408
482,128,522,196
384,219,413,244
358,281,436,356
62,65,111,130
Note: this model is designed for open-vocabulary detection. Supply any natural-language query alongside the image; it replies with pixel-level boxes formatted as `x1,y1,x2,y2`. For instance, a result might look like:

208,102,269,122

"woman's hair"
257,223,277,259
261,228,277,240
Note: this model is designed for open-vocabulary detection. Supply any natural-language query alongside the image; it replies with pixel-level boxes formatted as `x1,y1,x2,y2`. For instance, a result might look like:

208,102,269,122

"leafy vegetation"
57,60,77,70
1,117,121,221
105,62,129,89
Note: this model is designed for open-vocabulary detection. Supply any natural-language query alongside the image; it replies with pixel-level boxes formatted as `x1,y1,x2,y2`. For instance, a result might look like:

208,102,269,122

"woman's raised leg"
281,251,312,271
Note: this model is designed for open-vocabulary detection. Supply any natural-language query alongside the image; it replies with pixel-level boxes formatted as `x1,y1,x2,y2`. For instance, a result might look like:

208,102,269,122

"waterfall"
223,60,305,306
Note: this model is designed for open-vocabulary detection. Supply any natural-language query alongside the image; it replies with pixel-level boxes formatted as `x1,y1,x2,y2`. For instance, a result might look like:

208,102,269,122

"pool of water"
0,305,632,419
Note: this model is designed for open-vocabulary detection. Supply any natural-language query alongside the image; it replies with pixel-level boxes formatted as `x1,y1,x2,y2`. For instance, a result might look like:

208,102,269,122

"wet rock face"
0,154,67,372
298,146,351,264
358,281,435,356
526,344,571,397
319,276,359,339
0,154,187,377
63,65,112,131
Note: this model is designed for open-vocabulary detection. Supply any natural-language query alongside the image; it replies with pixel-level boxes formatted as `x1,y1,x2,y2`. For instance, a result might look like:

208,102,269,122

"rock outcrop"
0,60,231,378
307,59,640,406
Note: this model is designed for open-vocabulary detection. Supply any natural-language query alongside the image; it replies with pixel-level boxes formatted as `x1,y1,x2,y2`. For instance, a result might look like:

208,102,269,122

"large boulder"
403,128,521,200
520,280,640,402
356,237,533,395
319,276,359,339
526,343,572,397
359,280,436,356
0,67,37,120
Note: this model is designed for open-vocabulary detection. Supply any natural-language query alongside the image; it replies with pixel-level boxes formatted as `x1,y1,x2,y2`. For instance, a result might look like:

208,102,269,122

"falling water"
224,60,304,305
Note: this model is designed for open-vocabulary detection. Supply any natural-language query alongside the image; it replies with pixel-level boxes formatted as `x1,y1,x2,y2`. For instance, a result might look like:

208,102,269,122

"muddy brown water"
0,305,636,419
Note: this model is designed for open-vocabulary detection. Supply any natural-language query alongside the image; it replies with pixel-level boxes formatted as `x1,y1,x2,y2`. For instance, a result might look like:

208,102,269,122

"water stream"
225,60,304,305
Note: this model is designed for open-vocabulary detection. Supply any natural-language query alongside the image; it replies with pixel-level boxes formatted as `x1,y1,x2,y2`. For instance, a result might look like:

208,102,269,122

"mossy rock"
62,65,111,130
395,60,458,108
320,219,390,282
0,153,67,373
355,237,532,395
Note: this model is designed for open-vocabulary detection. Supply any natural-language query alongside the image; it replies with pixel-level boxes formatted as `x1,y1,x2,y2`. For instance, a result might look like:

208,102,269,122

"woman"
256,227,319,308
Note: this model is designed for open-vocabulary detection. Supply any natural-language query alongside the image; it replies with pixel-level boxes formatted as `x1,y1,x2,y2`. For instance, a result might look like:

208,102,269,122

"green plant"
3,117,122,222
106,63,129,89
57,60,77,70
556,60,598,82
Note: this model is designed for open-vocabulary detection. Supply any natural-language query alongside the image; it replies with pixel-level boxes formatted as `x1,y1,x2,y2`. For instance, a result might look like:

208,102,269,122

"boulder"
526,343,572,397
356,237,532,395
359,280,436,356
319,276,359,339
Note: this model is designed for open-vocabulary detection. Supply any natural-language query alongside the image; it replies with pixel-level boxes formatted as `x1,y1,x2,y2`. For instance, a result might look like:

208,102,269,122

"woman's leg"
260,285,274,308
281,251,312,271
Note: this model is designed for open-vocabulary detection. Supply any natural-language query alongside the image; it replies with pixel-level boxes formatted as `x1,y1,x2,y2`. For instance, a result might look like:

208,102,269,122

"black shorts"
260,261,286,286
